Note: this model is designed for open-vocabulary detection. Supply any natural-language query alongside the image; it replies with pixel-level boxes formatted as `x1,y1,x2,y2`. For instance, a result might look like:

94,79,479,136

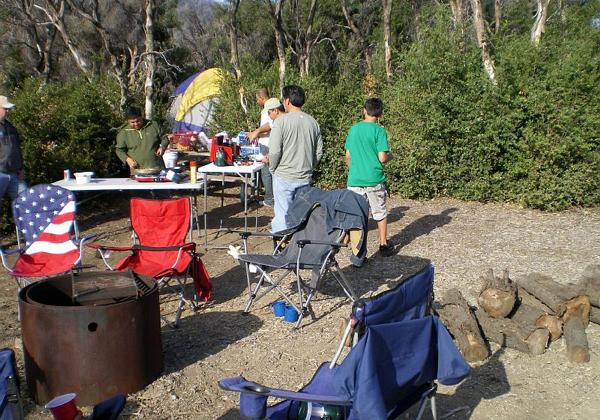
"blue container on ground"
272,301,286,317
284,305,299,323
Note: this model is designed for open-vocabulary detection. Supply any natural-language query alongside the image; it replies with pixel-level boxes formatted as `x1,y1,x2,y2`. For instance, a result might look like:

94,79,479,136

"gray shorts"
348,183,388,221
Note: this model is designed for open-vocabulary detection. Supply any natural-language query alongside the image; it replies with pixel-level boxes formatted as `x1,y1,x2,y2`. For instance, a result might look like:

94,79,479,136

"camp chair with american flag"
0,184,94,289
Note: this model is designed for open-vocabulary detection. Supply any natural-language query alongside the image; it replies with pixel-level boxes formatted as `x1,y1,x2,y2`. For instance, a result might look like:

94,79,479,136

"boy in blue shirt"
344,98,394,257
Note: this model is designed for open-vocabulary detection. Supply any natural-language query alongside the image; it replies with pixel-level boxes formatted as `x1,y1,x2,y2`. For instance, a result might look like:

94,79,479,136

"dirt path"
1,190,599,419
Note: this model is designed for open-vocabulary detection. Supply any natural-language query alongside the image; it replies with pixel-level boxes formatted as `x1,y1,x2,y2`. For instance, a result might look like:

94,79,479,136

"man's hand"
155,146,164,156
126,157,138,168
247,130,259,141
260,154,269,164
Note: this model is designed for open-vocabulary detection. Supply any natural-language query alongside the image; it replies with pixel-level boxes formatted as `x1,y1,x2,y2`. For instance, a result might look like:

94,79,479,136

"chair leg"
243,267,297,313
331,264,357,301
430,395,438,420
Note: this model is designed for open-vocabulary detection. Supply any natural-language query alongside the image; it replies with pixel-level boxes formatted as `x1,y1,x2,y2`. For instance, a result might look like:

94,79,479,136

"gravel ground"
1,188,599,419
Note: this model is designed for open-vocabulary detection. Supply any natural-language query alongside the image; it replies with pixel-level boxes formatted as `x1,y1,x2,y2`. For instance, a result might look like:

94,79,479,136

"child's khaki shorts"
347,183,388,221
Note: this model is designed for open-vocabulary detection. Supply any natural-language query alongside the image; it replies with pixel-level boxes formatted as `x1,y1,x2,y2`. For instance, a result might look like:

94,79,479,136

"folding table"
197,162,264,249
52,177,204,240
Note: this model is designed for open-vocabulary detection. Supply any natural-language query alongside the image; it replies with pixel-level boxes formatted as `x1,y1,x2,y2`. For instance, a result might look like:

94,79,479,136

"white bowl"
74,172,94,184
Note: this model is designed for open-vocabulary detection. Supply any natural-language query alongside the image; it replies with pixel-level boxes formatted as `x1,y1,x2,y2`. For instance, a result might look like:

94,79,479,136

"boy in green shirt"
344,98,394,257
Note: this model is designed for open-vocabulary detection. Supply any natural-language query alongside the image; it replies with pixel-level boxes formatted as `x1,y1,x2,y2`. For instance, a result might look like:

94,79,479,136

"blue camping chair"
219,264,469,419
219,316,469,419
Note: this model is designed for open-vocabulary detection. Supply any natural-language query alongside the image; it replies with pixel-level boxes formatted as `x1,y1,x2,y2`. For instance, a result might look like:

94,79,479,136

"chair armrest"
218,377,352,406
296,239,347,248
87,243,135,252
131,243,196,252
0,247,22,256
226,228,284,240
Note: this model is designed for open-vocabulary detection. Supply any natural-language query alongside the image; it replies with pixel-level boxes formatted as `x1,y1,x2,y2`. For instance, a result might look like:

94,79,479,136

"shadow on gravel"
389,207,459,255
423,347,510,419
161,310,262,374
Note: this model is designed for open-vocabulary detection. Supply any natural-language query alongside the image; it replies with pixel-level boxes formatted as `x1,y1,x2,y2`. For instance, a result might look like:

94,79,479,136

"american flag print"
11,185,80,277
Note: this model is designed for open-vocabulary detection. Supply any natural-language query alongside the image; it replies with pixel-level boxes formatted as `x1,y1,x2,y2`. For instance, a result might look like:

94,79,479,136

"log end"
526,328,549,356
464,332,489,362
478,288,516,318
536,314,563,341
568,347,591,363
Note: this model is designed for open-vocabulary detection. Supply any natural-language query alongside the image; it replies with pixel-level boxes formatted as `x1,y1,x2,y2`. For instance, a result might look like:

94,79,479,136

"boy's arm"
345,150,351,166
378,151,393,163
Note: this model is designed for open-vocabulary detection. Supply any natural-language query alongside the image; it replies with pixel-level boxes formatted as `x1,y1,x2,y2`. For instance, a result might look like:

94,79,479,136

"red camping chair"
89,197,212,327
0,184,94,288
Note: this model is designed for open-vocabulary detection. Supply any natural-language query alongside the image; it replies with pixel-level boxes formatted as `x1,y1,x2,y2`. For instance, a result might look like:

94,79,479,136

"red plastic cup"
45,393,80,420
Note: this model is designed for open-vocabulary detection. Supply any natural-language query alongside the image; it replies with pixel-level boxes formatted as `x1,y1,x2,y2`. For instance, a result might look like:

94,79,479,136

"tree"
531,0,550,47
382,0,392,81
469,0,496,84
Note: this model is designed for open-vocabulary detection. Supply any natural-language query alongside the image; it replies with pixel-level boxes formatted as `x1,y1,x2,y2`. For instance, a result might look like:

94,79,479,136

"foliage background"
1,1,599,234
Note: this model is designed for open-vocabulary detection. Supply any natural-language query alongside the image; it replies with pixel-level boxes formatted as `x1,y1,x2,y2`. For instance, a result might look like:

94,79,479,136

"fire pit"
19,271,163,405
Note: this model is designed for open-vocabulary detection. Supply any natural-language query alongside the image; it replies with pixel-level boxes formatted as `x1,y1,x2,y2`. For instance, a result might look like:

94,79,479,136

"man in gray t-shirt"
269,85,323,232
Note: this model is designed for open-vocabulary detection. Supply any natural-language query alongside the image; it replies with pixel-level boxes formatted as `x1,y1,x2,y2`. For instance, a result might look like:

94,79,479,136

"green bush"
1,77,123,233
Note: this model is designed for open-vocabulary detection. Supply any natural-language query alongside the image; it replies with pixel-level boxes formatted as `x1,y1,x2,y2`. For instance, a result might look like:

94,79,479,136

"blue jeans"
271,175,309,233
0,172,27,202
259,144,273,205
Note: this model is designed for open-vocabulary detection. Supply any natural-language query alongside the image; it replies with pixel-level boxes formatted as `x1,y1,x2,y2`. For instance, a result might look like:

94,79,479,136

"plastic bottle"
215,147,226,167
189,160,197,184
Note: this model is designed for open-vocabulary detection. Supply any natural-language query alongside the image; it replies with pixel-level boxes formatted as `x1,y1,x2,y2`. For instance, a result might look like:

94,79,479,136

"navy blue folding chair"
219,315,469,419
219,264,469,419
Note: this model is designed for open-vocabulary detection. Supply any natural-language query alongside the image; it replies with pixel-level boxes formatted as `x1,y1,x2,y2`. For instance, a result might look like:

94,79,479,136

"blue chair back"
353,264,434,326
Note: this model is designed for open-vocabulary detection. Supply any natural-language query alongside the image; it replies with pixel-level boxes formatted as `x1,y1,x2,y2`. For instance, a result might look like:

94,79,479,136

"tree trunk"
469,0,497,84
494,0,502,34
227,0,248,115
35,0,91,80
450,0,465,28
340,0,373,76
478,268,517,318
382,0,393,81
266,0,287,95
437,289,489,362
475,308,549,355
143,0,156,120
531,0,550,47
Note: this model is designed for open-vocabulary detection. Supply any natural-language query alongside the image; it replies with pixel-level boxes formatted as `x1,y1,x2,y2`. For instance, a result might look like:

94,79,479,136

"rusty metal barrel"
19,271,163,405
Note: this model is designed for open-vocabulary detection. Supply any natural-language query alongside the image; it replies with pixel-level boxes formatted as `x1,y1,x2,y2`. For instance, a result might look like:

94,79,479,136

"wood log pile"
437,266,599,364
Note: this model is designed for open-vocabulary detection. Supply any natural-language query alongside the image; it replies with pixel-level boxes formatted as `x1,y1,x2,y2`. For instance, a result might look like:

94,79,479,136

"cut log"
437,289,489,362
579,264,600,290
510,301,562,342
562,295,591,363
517,273,584,316
475,308,549,355
478,268,517,318
563,302,590,363
590,306,600,325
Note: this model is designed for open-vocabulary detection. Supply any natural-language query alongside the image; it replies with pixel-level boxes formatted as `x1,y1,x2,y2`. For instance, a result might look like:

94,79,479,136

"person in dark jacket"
115,106,168,174
0,95,27,201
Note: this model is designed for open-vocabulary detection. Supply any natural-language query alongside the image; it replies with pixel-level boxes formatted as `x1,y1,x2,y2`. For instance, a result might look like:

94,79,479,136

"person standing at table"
115,106,168,175
268,85,322,233
0,95,27,202
248,88,275,207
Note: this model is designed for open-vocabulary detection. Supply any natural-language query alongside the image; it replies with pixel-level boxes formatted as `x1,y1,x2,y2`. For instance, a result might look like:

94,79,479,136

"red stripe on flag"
12,250,79,277
37,232,71,243
50,212,75,224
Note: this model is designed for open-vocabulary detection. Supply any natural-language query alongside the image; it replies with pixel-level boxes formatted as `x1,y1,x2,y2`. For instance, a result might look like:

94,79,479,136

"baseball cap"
0,95,15,109
263,98,281,112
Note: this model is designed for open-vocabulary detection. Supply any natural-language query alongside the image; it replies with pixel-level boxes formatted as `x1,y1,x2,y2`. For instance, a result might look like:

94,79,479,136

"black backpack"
0,348,23,420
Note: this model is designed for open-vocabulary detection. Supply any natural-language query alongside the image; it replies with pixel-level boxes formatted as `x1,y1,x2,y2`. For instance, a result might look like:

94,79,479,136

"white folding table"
198,162,264,249
53,177,204,240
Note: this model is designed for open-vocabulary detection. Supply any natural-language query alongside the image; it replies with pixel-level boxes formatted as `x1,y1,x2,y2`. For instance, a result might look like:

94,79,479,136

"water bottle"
215,147,226,167
297,401,344,419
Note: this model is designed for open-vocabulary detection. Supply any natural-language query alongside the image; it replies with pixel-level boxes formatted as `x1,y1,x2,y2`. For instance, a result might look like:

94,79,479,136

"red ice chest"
209,140,236,165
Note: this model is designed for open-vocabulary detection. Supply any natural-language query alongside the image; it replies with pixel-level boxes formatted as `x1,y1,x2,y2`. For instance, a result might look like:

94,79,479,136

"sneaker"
379,243,395,257
260,200,274,207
